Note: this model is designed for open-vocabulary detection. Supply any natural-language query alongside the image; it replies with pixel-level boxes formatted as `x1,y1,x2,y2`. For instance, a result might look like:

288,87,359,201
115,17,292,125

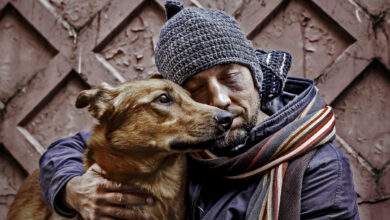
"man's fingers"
97,182,145,193
97,206,151,220
96,217,115,220
96,182,155,204
96,192,150,206
89,163,106,175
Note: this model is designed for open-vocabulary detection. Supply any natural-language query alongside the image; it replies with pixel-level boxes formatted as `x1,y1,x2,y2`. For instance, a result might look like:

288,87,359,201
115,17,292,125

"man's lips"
231,116,243,129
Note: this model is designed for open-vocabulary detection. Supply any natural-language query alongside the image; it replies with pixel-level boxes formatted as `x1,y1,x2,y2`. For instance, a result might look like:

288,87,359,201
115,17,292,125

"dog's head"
76,79,232,154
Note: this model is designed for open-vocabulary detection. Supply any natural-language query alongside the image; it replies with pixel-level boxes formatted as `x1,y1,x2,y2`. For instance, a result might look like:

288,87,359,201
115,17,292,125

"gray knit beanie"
155,0,292,102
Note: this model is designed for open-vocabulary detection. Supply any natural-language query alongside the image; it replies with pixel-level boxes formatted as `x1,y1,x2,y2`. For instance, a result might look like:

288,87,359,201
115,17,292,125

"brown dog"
8,78,233,220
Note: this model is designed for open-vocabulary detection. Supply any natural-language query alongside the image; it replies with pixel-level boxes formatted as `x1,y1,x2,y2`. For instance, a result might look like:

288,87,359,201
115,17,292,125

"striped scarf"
190,91,336,220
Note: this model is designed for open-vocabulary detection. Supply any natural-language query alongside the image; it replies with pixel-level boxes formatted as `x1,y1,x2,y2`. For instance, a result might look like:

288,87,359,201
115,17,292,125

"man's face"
183,64,261,149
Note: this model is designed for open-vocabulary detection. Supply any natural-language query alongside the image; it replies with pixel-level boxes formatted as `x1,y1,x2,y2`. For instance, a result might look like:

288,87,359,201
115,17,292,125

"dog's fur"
8,79,230,220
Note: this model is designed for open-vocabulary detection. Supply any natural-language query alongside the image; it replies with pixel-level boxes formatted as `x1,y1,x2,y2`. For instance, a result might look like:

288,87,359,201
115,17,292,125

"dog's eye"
155,94,172,104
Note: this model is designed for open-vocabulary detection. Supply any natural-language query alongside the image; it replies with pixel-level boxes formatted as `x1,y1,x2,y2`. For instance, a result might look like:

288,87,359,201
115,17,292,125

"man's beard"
211,91,262,155
213,106,260,152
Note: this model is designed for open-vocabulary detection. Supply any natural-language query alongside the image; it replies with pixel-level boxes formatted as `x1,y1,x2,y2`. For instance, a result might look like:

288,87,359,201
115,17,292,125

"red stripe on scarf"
273,107,328,157
273,167,279,219
247,135,277,171
287,111,334,154
249,108,328,171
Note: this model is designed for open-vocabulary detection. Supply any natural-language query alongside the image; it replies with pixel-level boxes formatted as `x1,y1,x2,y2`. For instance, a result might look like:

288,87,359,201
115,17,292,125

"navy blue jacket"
39,78,360,219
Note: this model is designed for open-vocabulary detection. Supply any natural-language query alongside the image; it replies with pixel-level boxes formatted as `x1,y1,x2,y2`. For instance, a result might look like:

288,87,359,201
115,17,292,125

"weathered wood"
0,0,389,218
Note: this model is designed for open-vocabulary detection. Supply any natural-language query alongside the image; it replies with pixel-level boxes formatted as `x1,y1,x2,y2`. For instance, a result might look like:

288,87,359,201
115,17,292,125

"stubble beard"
214,98,261,150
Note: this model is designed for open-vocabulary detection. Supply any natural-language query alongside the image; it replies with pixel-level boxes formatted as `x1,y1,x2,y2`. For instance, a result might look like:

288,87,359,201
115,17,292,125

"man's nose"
208,78,231,109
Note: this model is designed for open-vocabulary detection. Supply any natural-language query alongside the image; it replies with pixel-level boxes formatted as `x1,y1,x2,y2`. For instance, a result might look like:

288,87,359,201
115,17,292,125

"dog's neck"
83,127,187,201
86,145,183,181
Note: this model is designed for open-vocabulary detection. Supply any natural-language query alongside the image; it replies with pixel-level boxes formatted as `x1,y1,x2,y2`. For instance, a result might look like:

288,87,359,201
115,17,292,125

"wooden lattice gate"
0,0,389,219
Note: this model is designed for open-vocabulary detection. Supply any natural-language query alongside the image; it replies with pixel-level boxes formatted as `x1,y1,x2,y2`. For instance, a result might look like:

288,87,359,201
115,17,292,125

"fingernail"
146,197,154,205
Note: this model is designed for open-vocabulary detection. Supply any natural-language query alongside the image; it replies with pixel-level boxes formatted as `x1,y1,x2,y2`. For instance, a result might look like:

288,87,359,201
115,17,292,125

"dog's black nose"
214,111,233,132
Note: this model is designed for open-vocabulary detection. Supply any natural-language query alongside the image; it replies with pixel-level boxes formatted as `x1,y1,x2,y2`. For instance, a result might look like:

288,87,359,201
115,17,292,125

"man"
39,1,359,219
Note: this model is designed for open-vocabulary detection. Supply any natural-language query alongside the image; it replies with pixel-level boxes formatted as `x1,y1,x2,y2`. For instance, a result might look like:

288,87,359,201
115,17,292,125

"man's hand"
64,163,154,219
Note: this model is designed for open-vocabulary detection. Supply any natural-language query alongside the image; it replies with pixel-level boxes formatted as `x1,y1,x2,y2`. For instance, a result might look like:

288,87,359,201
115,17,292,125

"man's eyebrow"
189,74,202,81
220,64,237,74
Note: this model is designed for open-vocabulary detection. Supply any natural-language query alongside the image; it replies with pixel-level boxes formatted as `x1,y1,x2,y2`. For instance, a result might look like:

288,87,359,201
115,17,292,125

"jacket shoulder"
301,142,359,219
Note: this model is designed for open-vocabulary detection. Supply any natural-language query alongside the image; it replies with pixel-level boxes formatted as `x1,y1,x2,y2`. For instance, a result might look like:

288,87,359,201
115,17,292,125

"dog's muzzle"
214,111,233,134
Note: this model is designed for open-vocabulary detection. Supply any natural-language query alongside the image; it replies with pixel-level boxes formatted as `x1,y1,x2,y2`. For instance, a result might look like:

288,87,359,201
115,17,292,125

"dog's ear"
75,89,99,108
76,82,116,121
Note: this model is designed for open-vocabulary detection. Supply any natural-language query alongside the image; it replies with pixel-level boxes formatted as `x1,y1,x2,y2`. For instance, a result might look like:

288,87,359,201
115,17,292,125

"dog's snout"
214,111,233,132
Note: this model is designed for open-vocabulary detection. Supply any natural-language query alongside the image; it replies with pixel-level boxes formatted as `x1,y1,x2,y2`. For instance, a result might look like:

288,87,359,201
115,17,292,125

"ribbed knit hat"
155,0,292,102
